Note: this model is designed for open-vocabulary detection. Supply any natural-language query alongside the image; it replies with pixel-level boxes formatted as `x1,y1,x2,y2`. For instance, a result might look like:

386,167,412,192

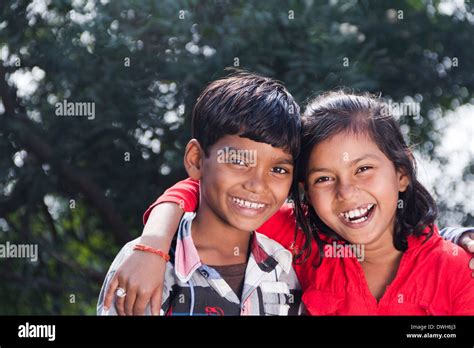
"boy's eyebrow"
219,146,249,154
221,146,294,164
274,157,294,165
307,154,381,175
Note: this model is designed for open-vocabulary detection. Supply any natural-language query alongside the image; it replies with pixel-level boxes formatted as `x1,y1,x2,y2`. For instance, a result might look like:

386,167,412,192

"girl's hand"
103,202,183,315
459,231,474,276
103,241,167,315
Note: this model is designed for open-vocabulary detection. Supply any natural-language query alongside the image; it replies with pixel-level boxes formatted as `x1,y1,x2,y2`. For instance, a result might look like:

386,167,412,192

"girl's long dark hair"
294,90,438,266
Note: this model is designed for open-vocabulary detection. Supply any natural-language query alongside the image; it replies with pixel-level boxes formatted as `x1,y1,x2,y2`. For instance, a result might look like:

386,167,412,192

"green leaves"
1,0,473,314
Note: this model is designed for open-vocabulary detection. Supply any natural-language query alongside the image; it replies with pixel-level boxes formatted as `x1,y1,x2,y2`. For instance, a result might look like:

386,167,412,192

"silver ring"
116,287,127,298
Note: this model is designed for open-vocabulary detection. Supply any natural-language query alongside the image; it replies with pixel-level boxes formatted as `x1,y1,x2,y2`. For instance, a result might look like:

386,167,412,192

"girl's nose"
336,181,359,201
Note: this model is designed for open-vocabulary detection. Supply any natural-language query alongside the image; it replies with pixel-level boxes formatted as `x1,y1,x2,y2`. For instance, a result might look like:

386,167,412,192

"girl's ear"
397,169,410,193
184,139,204,180
399,150,414,193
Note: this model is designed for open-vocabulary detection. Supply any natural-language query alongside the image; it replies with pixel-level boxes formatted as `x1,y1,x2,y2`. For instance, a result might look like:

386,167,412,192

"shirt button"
201,270,209,278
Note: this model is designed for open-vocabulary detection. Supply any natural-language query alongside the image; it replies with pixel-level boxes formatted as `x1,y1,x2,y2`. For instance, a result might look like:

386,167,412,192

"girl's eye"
356,166,372,174
271,167,290,174
315,176,332,184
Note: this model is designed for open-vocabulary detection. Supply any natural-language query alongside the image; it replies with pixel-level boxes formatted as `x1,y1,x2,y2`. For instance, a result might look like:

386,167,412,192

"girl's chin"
338,230,379,246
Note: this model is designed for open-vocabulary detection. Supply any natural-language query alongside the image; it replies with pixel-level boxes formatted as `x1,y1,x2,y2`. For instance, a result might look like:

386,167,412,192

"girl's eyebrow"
349,154,381,166
307,154,381,175
307,166,331,175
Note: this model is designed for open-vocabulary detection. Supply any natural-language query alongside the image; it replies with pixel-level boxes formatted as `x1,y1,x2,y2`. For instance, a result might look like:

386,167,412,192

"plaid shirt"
98,212,303,316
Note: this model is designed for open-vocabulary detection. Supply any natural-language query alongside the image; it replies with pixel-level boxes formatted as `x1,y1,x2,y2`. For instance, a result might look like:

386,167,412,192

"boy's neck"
190,205,252,266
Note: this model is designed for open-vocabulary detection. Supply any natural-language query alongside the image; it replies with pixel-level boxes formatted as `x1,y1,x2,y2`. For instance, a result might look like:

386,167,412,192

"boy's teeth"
232,197,265,210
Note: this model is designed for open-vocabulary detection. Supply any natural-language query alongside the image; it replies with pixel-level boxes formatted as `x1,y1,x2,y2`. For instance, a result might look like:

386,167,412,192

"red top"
144,178,474,315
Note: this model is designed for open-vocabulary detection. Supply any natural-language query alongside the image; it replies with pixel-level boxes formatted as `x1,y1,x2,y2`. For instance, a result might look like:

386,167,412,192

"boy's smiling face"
187,134,294,233
305,132,409,246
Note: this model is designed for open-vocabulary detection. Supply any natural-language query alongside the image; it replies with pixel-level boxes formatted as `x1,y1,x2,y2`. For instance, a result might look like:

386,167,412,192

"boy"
98,72,304,315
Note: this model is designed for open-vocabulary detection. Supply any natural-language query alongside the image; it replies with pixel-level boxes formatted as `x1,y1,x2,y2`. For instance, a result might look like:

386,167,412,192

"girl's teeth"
350,216,368,224
340,204,375,223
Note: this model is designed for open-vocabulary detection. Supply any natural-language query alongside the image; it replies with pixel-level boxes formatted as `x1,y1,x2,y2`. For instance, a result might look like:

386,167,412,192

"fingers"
150,288,163,316
468,242,474,254
461,232,474,253
467,232,474,277
133,289,151,315
466,239,474,254
116,286,138,316
124,285,138,316
115,292,126,316
111,281,154,316
115,275,128,316
103,275,119,311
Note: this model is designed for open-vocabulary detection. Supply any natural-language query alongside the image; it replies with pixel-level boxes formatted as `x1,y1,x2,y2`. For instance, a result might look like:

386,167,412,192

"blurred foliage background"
0,0,473,314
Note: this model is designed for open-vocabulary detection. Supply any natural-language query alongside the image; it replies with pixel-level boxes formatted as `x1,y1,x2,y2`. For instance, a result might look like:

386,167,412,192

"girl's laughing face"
305,132,410,246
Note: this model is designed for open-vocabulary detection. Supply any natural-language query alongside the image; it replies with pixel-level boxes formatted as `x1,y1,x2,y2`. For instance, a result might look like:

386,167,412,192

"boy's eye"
315,176,332,184
229,157,247,166
271,166,290,174
356,166,372,174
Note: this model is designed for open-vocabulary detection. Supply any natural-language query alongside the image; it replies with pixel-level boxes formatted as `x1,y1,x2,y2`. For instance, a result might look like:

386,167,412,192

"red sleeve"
258,204,298,250
259,205,321,290
142,178,200,225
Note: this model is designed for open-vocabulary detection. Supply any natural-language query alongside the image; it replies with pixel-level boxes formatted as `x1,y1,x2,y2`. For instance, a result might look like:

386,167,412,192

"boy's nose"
243,174,267,194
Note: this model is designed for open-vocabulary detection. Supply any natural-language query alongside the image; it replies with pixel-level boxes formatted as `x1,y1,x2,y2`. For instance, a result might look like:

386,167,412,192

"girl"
103,91,474,315
293,91,474,314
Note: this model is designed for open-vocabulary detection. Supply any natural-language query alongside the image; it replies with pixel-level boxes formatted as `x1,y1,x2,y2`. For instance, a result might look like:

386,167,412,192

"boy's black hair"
192,70,301,160
296,90,438,266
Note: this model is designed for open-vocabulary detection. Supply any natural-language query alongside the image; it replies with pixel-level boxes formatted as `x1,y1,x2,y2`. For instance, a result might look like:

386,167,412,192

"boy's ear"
184,139,204,180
